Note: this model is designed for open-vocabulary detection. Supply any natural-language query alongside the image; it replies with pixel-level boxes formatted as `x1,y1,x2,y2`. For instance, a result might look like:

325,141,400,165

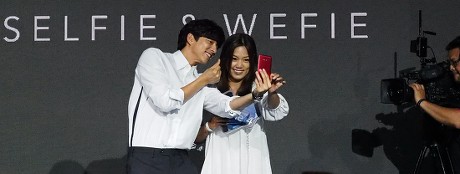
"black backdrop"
2,0,460,174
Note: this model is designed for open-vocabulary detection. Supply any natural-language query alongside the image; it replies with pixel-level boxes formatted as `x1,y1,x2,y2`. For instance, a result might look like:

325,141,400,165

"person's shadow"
352,104,460,174
85,155,127,174
48,160,85,174
49,155,127,174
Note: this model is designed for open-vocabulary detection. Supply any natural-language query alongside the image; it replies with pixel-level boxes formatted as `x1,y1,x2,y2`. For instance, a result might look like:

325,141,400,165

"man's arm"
418,101,460,128
136,49,221,112
182,60,221,102
410,83,460,128
203,69,272,117
136,48,184,112
228,69,273,110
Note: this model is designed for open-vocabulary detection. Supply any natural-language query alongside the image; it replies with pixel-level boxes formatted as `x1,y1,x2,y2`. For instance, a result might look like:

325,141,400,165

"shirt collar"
173,50,193,71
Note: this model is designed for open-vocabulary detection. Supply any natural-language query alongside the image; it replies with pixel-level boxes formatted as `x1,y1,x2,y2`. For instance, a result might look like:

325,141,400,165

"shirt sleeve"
202,87,241,118
135,48,184,112
259,93,289,121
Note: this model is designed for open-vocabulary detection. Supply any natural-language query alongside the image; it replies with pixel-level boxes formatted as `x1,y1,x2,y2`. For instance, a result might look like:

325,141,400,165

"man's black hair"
446,36,460,51
177,19,225,50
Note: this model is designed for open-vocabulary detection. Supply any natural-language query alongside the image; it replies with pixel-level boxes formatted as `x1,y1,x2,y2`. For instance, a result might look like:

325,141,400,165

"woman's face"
229,46,250,83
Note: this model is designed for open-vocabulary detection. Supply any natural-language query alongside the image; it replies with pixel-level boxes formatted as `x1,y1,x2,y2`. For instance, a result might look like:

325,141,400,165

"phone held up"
257,54,272,79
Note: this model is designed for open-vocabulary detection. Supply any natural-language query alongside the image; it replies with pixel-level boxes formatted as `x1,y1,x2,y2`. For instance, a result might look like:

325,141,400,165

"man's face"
448,47,460,83
189,35,218,65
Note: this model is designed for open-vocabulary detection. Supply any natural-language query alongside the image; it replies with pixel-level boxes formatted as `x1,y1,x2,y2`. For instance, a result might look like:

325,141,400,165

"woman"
195,33,289,174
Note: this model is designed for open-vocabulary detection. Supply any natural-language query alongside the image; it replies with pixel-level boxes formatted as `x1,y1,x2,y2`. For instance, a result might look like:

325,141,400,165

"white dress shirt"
127,48,239,149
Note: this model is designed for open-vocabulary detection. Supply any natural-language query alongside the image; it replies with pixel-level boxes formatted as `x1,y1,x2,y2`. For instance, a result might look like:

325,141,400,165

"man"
126,19,271,174
410,36,460,173
410,36,460,128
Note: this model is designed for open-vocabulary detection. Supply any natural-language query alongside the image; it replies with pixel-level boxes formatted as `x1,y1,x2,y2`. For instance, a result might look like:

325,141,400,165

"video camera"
380,62,453,105
380,11,460,106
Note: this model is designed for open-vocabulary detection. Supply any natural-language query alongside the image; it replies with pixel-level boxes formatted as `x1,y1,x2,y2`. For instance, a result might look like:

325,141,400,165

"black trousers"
127,147,198,174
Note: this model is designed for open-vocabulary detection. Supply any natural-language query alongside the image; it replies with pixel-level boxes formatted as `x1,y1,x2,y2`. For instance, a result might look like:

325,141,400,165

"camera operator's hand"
409,83,426,103
409,82,460,128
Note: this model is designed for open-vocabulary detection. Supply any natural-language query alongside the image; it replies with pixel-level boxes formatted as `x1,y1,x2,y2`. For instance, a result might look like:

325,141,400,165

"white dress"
200,93,289,174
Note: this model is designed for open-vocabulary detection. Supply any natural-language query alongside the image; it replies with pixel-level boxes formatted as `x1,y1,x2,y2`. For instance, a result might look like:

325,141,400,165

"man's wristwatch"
252,90,263,101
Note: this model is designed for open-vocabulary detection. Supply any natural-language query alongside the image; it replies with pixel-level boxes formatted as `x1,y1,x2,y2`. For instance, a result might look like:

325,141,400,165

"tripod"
413,140,455,174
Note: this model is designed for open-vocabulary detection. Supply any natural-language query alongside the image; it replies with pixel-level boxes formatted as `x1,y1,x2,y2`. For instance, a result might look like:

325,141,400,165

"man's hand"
201,59,221,84
409,82,460,128
409,83,426,102
182,59,221,102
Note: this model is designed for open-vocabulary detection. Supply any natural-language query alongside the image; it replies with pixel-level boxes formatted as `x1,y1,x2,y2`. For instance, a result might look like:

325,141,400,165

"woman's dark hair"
216,33,258,96
177,19,225,50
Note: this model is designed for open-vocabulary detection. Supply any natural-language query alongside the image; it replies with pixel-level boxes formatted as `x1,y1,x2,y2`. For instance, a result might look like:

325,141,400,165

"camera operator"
411,36,460,173
410,36,460,129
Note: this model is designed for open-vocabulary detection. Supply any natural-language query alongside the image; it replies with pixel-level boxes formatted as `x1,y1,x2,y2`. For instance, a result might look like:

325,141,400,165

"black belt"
130,147,188,155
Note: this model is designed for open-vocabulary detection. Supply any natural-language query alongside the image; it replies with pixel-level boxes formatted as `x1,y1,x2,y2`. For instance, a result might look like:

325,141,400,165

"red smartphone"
257,54,272,78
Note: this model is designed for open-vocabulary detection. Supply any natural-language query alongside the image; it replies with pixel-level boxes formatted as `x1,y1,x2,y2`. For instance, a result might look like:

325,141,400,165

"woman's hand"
208,116,228,130
268,73,286,93
254,69,272,95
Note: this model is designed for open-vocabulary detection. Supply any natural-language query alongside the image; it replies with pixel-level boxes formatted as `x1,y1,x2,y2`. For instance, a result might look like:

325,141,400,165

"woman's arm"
194,116,228,143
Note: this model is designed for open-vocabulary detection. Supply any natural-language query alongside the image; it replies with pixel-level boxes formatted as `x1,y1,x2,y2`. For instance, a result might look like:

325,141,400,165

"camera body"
381,61,459,105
